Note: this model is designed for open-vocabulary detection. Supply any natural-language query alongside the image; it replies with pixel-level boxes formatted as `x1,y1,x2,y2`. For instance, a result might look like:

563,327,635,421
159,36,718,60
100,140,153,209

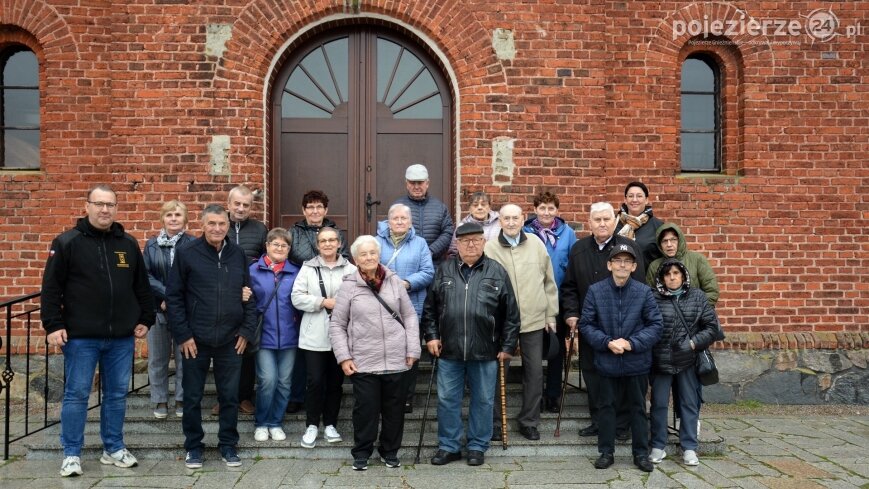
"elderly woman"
649,258,720,467
249,228,301,442
522,191,577,413
144,200,194,419
329,235,420,471
615,181,664,266
376,203,434,413
447,191,501,256
291,227,357,449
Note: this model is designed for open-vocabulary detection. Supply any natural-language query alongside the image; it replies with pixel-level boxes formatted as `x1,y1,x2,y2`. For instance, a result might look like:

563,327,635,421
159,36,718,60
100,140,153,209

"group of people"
41,169,722,477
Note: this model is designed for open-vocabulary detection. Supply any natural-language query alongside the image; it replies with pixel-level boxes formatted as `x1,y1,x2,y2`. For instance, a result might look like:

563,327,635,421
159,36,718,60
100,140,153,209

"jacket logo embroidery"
115,251,129,268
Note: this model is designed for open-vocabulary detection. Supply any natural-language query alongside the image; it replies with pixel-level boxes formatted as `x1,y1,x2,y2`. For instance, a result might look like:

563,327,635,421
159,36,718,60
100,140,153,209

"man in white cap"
394,163,454,266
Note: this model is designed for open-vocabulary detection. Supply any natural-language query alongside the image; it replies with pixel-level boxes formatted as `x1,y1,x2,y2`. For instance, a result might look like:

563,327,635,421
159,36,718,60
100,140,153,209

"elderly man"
484,204,558,441
394,164,454,266
579,244,662,472
422,222,520,466
224,185,267,415
167,204,257,469
561,202,644,438
42,184,155,477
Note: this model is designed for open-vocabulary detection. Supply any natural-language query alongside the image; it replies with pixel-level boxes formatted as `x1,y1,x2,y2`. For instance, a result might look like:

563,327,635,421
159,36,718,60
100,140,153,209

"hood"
463,210,500,226
654,222,687,259
376,219,418,241
302,254,351,269
76,217,125,238
655,258,691,296
293,217,338,231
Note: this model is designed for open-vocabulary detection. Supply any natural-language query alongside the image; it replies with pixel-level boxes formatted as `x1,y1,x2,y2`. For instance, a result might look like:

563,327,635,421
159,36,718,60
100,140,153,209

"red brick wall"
1,1,866,349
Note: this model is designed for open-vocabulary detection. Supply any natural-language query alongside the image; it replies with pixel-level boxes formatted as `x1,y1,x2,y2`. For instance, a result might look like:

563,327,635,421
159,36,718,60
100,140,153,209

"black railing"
1,292,153,460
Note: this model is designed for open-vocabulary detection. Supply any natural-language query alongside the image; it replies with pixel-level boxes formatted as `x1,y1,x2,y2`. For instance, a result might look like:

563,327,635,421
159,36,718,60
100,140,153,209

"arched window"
1,47,39,169
680,55,719,172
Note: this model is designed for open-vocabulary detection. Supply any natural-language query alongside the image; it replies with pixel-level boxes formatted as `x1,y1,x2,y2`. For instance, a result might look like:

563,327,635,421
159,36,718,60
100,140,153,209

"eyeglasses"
458,237,484,246
304,205,325,211
407,181,427,186
317,238,338,244
660,237,678,244
610,258,635,266
268,242,289,249
88,201,117,209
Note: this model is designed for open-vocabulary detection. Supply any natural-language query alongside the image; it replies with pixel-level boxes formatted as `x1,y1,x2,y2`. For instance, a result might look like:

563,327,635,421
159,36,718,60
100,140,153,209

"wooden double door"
271,27,452,239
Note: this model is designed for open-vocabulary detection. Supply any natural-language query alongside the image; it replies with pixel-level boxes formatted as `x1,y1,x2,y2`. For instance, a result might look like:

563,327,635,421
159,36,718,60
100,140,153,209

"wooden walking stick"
555,328,577,437
415,357,438,464
499,358,508,449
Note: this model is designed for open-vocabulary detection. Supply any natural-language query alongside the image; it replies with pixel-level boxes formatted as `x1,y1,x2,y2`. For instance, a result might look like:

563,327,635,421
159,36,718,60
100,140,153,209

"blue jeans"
436,358,496,453
181,341,242,452
60,337,135,457
255,347,296,427
650,370,701,451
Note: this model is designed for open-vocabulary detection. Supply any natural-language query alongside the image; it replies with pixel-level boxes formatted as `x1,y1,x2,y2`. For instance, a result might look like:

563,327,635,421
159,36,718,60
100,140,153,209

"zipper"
234,222,240,244
274,273,281,348
215,253,223,346
462,281,469,361
99,235,115,336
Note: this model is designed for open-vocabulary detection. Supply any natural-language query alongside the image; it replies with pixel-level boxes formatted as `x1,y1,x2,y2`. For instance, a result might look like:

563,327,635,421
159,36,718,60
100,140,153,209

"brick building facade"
0,1,866,403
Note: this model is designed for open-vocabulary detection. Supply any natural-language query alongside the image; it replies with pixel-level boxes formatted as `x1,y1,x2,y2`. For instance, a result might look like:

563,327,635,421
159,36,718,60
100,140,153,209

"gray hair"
499,203,523,216
201,203,227,220
387,203,412,222
589,202,615,219
350,235,380,258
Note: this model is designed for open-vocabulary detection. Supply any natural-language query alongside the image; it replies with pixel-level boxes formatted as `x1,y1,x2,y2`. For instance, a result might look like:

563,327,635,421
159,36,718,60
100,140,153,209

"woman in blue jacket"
249,228,301,442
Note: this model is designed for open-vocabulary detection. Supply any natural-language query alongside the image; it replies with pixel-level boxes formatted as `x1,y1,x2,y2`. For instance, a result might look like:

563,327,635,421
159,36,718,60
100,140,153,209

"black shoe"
594,453,614,469
519,425,540,440
380,455,401,468
466,450,485,466
404,401,413,414
634,456,654,472
285,402,302,414
430,449,461,465
616,429,630,441
579,423,599,437
544,396,561,413
352,458,368,471
491,428,502,441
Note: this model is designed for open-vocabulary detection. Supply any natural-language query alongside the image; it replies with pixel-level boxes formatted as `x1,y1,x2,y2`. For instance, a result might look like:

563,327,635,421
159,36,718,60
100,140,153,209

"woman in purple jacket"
329,235,421,471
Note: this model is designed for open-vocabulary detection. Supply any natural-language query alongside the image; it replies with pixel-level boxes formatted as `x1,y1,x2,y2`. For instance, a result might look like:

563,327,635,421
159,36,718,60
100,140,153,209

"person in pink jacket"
329,235,421,471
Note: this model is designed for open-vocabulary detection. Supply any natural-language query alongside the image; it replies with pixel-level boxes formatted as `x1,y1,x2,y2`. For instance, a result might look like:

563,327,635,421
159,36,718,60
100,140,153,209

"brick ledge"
714,332,868,351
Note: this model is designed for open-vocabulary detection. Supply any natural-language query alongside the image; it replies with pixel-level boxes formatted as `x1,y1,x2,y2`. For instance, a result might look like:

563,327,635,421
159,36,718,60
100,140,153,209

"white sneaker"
324,425,342,443
100,448,138,468
683,449,699,466
301,424,318,448
269,427,287,441
254,426,269,442
60,456,83,477
649,448,667,464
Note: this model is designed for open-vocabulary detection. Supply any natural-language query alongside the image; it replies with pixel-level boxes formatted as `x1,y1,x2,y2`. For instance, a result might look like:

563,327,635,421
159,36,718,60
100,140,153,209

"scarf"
263,255,286,274
529,218,558,247
156,229,184,266
390,230,408,248
617,204,653,240
360,264,386,293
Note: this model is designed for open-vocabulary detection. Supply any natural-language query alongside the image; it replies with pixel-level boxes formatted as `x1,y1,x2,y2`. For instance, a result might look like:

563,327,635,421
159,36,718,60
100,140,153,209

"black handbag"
673,301,720,386
248,278,281,354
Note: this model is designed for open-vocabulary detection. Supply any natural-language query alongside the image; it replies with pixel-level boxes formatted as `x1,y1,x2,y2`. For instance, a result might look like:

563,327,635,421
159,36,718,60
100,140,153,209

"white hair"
387,203,412,223
350,235,380,258
589,202,615,219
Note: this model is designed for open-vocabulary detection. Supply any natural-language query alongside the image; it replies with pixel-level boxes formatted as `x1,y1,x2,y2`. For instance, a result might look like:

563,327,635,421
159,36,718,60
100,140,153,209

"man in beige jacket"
484,204,558,440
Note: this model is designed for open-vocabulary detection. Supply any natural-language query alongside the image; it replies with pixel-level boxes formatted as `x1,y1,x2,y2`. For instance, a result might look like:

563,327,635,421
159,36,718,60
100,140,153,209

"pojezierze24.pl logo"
672,9,863,43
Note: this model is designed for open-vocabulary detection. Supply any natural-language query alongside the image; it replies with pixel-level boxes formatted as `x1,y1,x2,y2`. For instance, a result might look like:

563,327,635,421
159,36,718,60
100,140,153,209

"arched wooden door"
271,27,452,240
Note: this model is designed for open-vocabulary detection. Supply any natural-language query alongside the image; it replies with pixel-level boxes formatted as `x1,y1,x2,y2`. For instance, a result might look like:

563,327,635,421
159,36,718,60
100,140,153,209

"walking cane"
414,357,438,464
499,358,508,449
554,328,577,437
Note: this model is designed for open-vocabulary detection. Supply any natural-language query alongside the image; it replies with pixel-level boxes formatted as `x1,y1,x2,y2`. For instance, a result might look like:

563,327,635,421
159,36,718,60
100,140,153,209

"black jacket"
165,237,258,347
143,232,195,309
395,194,454,265
226,217,267,263
422,255,520,361
288,217,349,266
41,218,155,338
652,260,720,375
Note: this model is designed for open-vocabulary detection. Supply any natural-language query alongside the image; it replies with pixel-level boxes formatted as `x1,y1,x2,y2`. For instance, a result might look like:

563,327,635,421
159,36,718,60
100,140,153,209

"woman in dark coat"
649,259,720,467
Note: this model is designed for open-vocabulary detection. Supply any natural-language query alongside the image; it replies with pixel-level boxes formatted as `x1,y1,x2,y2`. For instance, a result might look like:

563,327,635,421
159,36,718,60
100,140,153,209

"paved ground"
0,414,866,488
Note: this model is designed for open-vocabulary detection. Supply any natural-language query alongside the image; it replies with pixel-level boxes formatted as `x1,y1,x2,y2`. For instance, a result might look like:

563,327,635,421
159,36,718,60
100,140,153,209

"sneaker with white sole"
60,456,83,477
649,447,667,464
324,425,342,443
269,427,287,441
185,450,204,469
683,449,699,466
221,446,242,467
153,403,168,419
254,426,269,442
301,424,318,448
100,448,138,468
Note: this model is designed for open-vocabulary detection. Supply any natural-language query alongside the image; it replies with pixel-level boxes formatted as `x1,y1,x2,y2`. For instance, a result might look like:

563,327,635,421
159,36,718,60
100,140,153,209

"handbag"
673,301,720,386
248,277,281,354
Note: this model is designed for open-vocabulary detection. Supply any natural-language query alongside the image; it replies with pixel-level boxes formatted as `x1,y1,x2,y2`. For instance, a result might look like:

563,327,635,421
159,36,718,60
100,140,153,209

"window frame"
679,53,721,173
0,45,40,170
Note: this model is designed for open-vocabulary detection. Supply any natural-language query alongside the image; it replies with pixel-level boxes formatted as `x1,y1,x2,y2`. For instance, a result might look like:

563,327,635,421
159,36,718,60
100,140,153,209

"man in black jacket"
561,202,644,438
167,204,258,469
225,185,267,415
42,184,154,477
422,222,520,467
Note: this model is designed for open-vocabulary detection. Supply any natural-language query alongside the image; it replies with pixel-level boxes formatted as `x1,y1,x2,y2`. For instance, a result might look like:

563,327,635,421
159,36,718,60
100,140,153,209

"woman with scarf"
649,259,720,466
143,200,195,419
329,235,420,471
615,181,664,267
522,191,577,412
447,191,501,257
376,203,434,413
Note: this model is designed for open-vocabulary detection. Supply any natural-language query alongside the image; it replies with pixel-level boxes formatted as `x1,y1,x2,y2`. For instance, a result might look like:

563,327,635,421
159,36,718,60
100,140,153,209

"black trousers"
597,373,649,458
303,349,344,427
238,353,256,402
349,371,407,460
182,341,241,452
581,339,631,432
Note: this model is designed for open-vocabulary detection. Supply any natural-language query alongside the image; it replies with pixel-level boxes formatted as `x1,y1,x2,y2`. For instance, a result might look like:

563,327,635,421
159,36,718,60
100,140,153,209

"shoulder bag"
248,277,281,354
367,281,405,328
673,301,719,386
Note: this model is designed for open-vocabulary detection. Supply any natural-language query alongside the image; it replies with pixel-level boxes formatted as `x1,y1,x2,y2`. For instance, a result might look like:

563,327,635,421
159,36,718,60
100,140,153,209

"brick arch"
0,0,77,58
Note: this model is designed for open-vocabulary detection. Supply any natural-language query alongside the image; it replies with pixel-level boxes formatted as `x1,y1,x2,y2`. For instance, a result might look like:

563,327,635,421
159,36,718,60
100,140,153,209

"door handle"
365,193,381,223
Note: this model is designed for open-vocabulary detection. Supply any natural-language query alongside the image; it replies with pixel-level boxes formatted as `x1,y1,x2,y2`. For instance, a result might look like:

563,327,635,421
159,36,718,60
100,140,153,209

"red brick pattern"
0,1,866,348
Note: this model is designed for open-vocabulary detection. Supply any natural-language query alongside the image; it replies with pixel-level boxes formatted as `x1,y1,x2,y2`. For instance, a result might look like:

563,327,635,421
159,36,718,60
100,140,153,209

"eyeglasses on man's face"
88,201,117,209
610,258,635,266
458,237,484,246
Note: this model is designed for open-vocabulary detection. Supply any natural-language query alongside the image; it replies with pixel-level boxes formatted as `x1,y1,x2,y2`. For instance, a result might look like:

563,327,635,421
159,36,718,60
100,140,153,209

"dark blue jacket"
166,237,257,347
579,277,662,377
249,256,301,350
143,232,194,309
394,194,454,264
